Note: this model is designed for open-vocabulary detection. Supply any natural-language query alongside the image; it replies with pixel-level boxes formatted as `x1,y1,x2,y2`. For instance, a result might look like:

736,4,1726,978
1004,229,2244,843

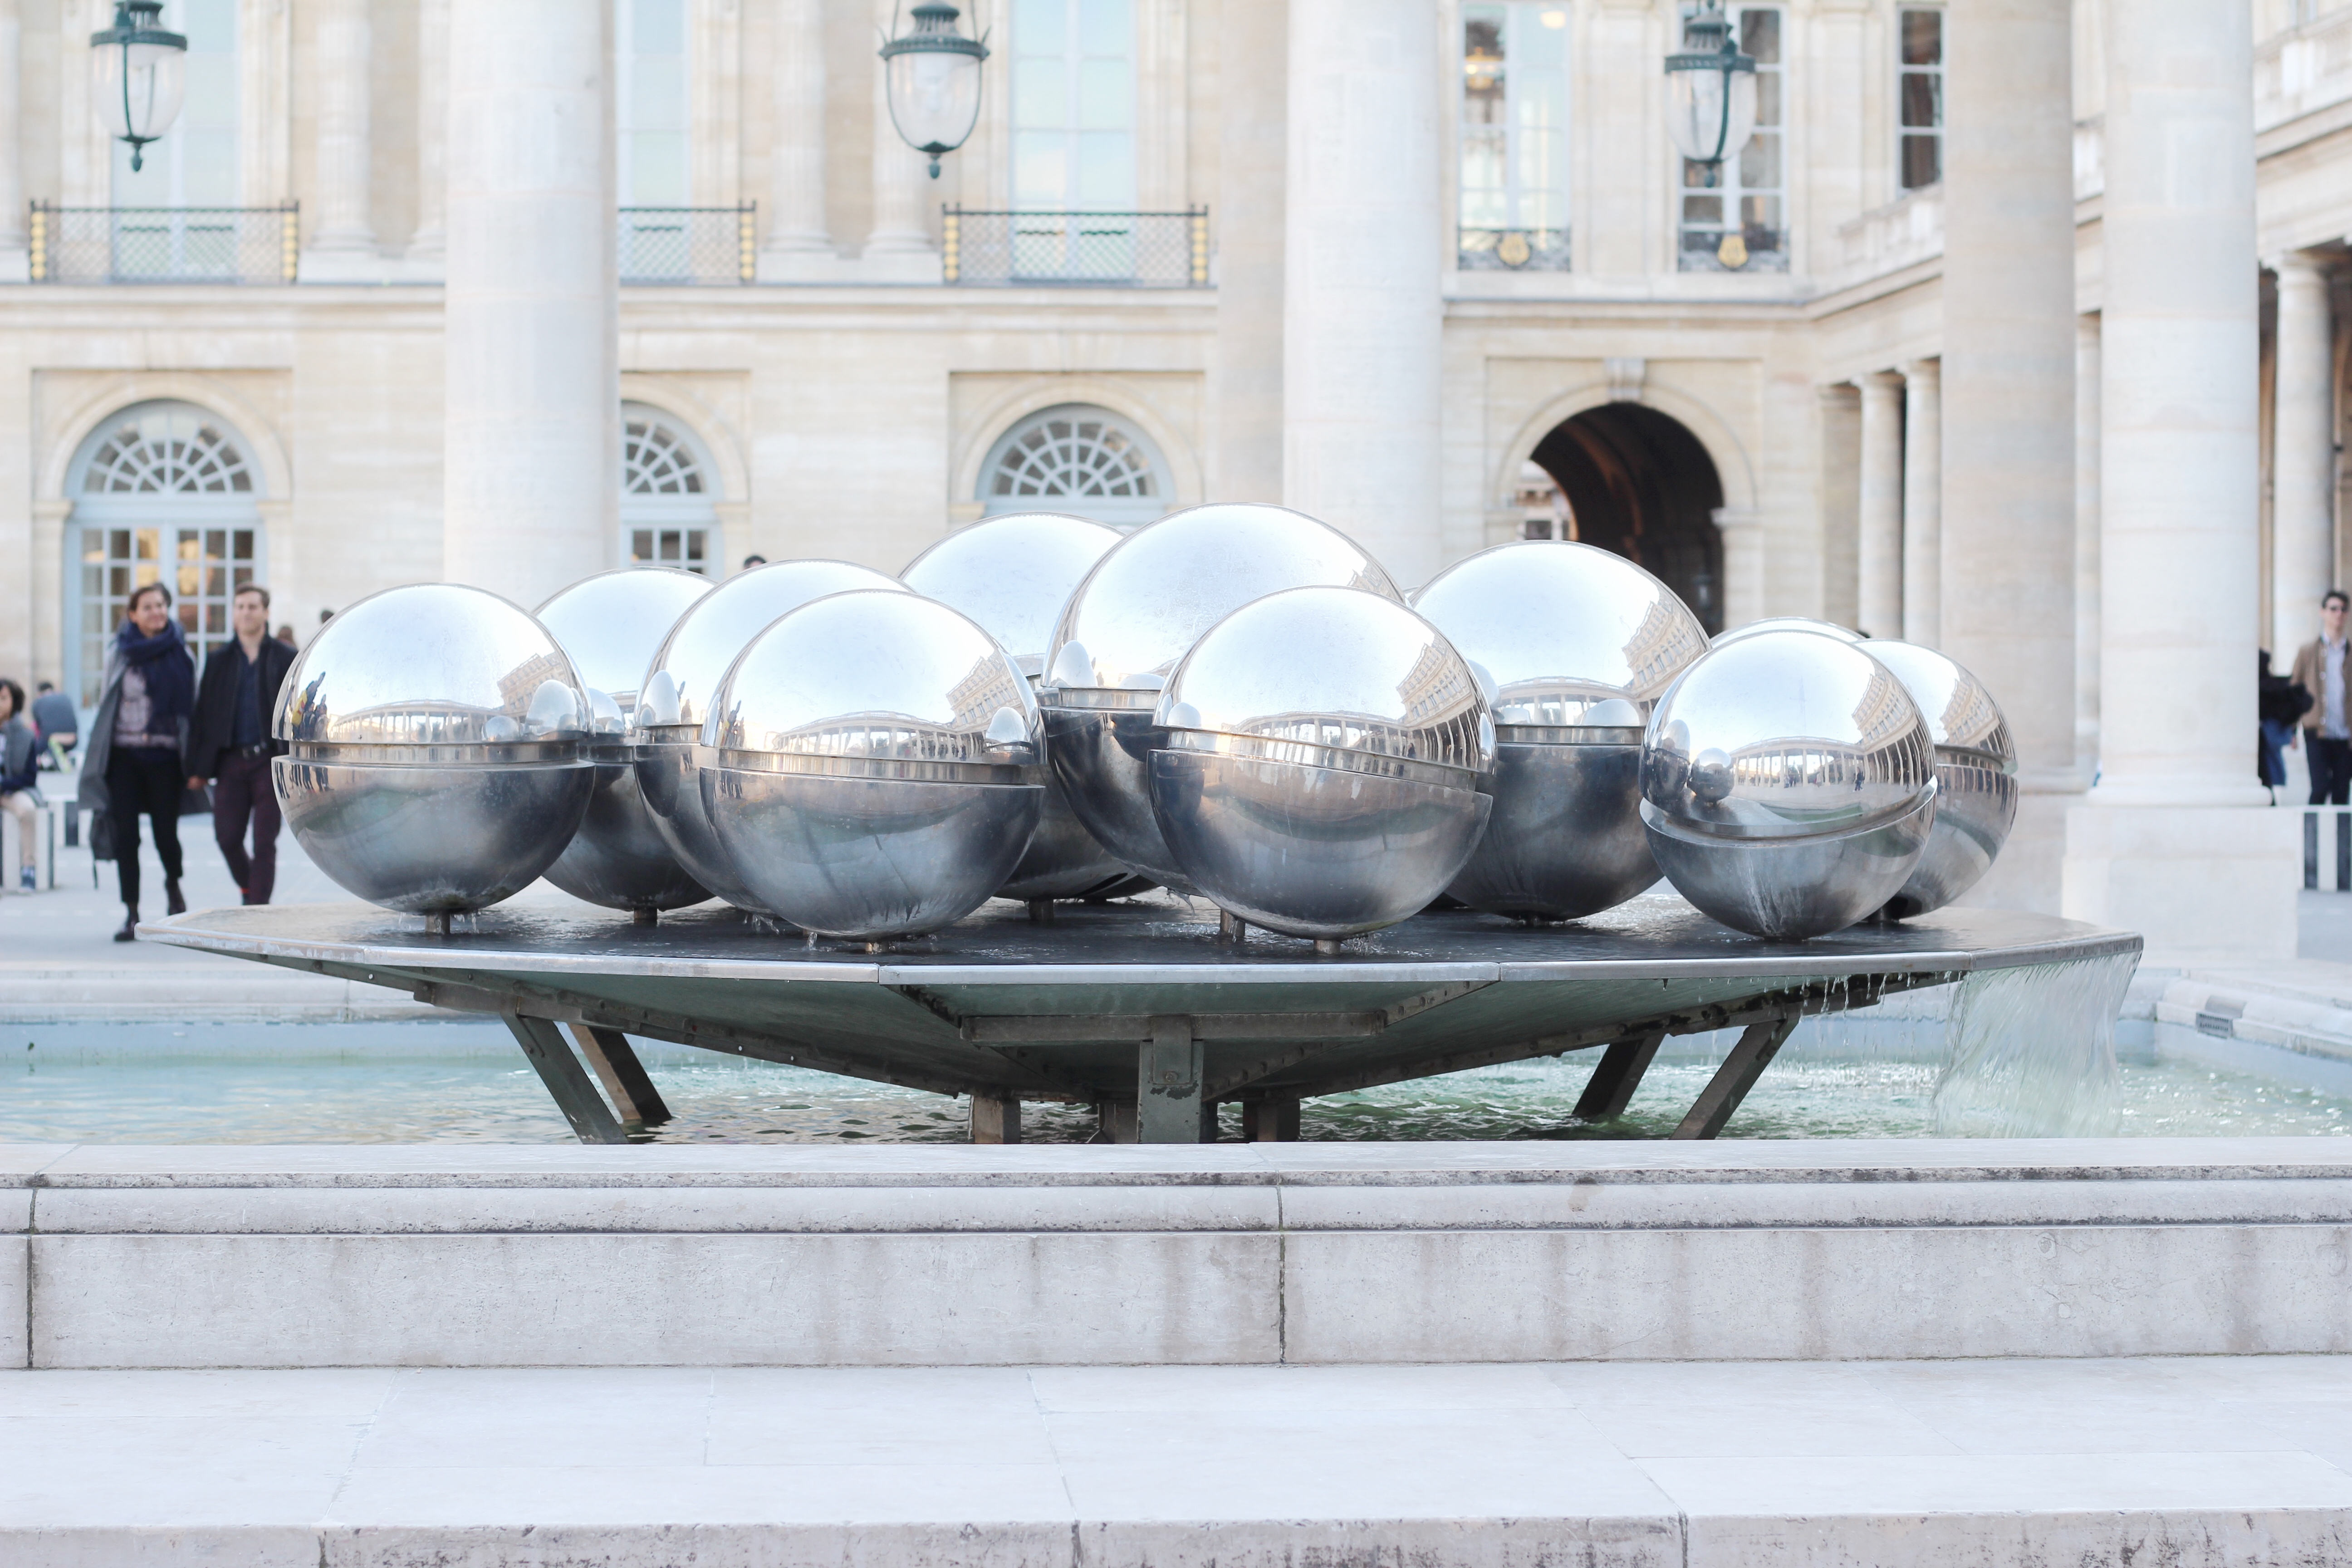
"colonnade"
1850,363,1940,647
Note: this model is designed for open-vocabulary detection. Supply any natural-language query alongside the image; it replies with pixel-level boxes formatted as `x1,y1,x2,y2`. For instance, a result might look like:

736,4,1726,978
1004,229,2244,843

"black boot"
165,878,186,916
114,906,138,942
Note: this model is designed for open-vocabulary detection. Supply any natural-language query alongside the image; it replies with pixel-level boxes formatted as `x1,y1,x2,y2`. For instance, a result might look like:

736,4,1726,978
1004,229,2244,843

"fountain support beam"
1671,1015,1803,1140
502,1014,630,1144
1573,1029,1669,1122
565,1023,671,1130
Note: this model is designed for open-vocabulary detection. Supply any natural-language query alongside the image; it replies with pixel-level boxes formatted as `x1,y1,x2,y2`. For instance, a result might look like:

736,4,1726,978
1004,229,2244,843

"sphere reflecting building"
1041,502,1401,891
1151,586,1494,942
1413,541,1709,921
902,510,1140,901
701,589,1046,939
534,567,715,916
1860,640,2018,917
632,559,909,915
273,583,594,916
1639,629,1937,940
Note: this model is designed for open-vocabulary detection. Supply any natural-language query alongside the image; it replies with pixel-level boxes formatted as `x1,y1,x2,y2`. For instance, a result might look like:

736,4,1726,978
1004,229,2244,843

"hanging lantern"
879,1,988,179
1663,1,1757,169
91,0,188,174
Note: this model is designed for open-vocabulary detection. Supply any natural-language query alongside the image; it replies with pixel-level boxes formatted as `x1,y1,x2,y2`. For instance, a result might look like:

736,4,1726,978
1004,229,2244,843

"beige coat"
2293,637,2352,737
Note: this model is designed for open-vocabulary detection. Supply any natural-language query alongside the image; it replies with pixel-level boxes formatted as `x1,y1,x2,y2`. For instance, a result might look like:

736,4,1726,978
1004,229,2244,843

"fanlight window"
624,415,706,496
981,404,1169,525
80,408,255,494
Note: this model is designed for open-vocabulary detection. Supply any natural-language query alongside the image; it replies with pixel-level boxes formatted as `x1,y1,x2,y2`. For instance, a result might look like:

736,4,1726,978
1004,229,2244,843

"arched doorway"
64,400,264,708
621,403,720,574
1527,404,1726,633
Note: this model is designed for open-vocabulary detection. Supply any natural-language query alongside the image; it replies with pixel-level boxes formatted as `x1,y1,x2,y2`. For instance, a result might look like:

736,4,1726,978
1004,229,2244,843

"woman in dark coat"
75,582,197,940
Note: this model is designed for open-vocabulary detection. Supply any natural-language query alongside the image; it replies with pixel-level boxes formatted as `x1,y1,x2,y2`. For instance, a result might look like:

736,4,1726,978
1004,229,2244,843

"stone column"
1818,383,1862,630
1281,0,1443,581
0,0,24,264
1901,358,1942,647
863,0,940,277
1940,0,2077,912
1210,0,1286,502
406,0,448,262
2063,0,2295,964
2076,312,2102,772
307,0,377,256
2271,251,2336,659
1715,509,1767,628
443,0,618,602
1857,370,1905,640
758,0,833,277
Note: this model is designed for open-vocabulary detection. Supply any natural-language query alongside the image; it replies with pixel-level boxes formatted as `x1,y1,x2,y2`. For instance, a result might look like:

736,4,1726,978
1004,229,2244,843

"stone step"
3,1358,2347,1568
8,1140,2351,1369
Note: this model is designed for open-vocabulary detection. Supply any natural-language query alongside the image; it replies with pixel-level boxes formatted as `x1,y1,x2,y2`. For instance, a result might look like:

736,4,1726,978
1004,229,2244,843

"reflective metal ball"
1861,640,2018,917
701,589,1046,939
1413,541,1709,920
1712,616,1865,647
1639,629,1937,940
633,559,909,915
534,567,715,914
272,582,595,915
1150,586,1494,941
1041,502,1402,891
902,511,1137,899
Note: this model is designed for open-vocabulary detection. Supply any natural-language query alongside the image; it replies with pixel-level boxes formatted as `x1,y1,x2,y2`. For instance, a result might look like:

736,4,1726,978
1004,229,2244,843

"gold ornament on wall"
1717,231,1749,270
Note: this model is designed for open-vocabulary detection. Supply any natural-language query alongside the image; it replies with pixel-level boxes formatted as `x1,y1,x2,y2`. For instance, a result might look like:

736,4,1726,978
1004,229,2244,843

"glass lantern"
1663,2,1756,168
879,2,988,179
91,1,188,174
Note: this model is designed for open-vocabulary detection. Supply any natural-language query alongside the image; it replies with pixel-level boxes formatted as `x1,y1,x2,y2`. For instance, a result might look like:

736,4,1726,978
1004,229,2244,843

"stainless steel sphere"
272,582,595,915
1712,617,1865,647
1040,502,1402,891
1413,541,1710,921
1862,640,2018,918
902,511,1137,900
701,589,1045,939
534,567,715,914
633,559,909,915
1639,629,1938,940
1150,586,1494,941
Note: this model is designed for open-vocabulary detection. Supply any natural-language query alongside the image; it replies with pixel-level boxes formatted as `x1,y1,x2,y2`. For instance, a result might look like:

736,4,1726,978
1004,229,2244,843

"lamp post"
91,0,187,174
878,1,988,179
1663,1,1756,169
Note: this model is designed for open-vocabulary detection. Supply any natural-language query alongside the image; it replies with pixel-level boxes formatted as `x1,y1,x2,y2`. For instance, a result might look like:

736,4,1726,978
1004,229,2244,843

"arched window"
622,404,718,573
980,403,1170,527
66,400,265,706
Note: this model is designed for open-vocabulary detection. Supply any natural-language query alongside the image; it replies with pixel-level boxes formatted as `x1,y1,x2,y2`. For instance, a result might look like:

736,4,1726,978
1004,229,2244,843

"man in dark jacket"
188,583,295,904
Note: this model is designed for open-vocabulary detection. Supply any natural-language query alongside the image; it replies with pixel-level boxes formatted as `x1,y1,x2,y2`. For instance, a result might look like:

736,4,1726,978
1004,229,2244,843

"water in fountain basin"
1930,953,2137,1137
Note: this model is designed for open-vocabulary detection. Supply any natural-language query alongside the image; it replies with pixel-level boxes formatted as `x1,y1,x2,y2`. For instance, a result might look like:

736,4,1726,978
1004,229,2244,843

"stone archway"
1530,404,1728,633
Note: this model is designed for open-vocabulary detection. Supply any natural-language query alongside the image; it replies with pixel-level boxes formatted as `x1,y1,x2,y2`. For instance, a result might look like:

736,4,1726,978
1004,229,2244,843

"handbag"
88,807,115,862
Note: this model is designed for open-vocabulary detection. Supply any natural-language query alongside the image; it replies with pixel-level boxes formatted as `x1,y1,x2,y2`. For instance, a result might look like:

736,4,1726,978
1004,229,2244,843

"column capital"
1862,367,1906,391
1898,356,1940,383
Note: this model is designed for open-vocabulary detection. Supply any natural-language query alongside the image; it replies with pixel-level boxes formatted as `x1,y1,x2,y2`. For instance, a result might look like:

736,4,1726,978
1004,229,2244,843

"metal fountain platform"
144,893,2141,1146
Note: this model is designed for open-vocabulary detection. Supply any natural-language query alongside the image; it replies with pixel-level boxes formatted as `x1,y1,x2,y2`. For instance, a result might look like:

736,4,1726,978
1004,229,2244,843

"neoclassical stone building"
0,0,2329,956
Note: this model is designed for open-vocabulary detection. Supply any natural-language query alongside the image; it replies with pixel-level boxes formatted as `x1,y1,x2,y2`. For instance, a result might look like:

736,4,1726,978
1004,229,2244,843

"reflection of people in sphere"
740,554,767,573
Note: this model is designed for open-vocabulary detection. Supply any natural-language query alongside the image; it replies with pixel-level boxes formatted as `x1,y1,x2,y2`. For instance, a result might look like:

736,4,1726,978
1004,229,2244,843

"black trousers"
105,746,184,909
211,750,280,903
2311,736,2352,806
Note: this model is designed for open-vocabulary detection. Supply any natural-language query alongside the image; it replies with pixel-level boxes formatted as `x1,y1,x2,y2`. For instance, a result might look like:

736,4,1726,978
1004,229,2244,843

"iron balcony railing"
1458,227,1572,272
30,201,299,284
942,207,1208,287
618,205,755,284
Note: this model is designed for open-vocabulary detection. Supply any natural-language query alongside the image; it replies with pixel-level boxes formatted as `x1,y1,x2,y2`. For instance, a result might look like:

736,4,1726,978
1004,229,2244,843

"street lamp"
1663,1,1756,169
91,0,187,174
879,1,988,179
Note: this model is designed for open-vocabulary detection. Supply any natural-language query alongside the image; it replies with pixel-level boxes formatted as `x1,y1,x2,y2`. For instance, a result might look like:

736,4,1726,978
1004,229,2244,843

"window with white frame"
110,0,238,206
622,405,715,575
618,0,690,205
66,401,264,709
1010,0,1136,277
1897,7,1943,191
1676,4,1786,273
1459,3,1572,271
980,404,1167,527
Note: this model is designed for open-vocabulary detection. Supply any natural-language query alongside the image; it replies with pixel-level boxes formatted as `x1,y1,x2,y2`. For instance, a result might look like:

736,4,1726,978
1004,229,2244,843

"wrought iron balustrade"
942,207,1208,287
618,206,755,284
1457,227,1572,272
29,202,299,284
